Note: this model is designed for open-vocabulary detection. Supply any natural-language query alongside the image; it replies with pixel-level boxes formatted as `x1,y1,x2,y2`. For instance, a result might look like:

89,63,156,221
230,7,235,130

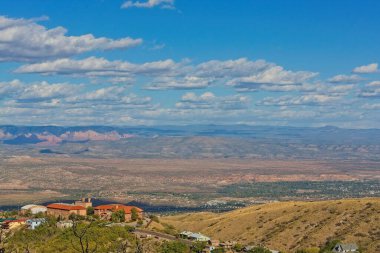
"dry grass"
162,198,380,252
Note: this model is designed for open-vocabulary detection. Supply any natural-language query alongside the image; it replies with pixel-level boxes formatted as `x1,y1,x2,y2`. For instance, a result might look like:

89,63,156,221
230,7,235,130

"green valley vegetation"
218,181,380,199
1,215,217,253
4,217,139,253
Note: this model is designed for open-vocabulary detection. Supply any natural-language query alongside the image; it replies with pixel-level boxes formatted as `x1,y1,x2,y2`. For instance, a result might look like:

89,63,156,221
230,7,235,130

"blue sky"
0,0,380,128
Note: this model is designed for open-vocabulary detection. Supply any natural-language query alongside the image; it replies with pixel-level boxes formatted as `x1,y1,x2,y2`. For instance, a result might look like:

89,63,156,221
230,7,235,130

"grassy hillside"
161,198,380,252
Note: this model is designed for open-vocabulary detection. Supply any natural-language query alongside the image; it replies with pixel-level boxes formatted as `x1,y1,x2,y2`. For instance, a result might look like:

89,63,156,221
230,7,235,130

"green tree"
131,208,138,221
0,226,7,252
161,241,189,253
34,212,45,218
71,220,97,253
3,210,17,218
213,247,225,253
233,243,244,252
135,237,144,253
116,239,130,253
69,213,85,221
111,210,126,223
191,241,206,253
21,209,32,217
320,239,341,253
86,207,94,216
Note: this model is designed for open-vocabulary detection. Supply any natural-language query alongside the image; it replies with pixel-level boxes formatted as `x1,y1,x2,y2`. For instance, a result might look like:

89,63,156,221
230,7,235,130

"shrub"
160,241,189,253
213,247,225,253
150,215,160,223
191,241,206,253
247,246,271,253
296,247,320,253
233,243,244,252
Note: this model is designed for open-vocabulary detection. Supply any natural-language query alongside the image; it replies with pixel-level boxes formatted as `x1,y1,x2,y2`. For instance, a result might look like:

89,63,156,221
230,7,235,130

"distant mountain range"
0,130,132,146
1,125,380,145
1,125,380,160
0,126,136,145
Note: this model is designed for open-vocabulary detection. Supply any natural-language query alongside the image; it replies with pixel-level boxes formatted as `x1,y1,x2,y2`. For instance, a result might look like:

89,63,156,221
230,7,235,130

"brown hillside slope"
162,198,380,252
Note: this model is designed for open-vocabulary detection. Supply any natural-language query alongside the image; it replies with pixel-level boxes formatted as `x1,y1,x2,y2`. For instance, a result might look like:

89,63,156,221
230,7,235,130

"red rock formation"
0,130,13,140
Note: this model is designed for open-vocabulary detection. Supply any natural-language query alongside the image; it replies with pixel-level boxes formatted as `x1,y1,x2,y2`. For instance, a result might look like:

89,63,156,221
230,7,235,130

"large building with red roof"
46,203,87,219
94,204,143,221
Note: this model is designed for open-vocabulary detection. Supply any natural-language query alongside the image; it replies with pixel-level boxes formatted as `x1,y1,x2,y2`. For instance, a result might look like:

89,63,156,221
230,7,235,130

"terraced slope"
162,198,380,252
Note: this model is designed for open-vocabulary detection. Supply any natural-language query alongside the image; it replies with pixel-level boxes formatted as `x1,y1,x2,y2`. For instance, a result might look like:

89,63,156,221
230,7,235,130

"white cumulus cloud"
145,76,214,90
258,94,342,106
0,16,142,62
176,92,250,110
229,65,318,92
121,0,175,9
328,74,363,84
352,63,378,74
15,57,177,77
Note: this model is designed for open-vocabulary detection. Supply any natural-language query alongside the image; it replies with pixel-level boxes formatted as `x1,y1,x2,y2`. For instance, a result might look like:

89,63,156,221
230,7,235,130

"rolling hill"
161,198,380,252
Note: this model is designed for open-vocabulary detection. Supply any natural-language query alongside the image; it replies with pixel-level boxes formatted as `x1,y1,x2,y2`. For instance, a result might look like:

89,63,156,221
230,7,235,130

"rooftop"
180,231,210,240
21,204,47,210
4,219,27,224
47,203,86,211
335,243,359,251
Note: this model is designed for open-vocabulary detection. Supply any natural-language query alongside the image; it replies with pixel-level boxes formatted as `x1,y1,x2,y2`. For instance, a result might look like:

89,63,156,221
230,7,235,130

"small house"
243,246,255,252
26,218,46,230
332,243,358,253
179,231,193,238
2,219,27,230
179,231,210,242
56,220,74,229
